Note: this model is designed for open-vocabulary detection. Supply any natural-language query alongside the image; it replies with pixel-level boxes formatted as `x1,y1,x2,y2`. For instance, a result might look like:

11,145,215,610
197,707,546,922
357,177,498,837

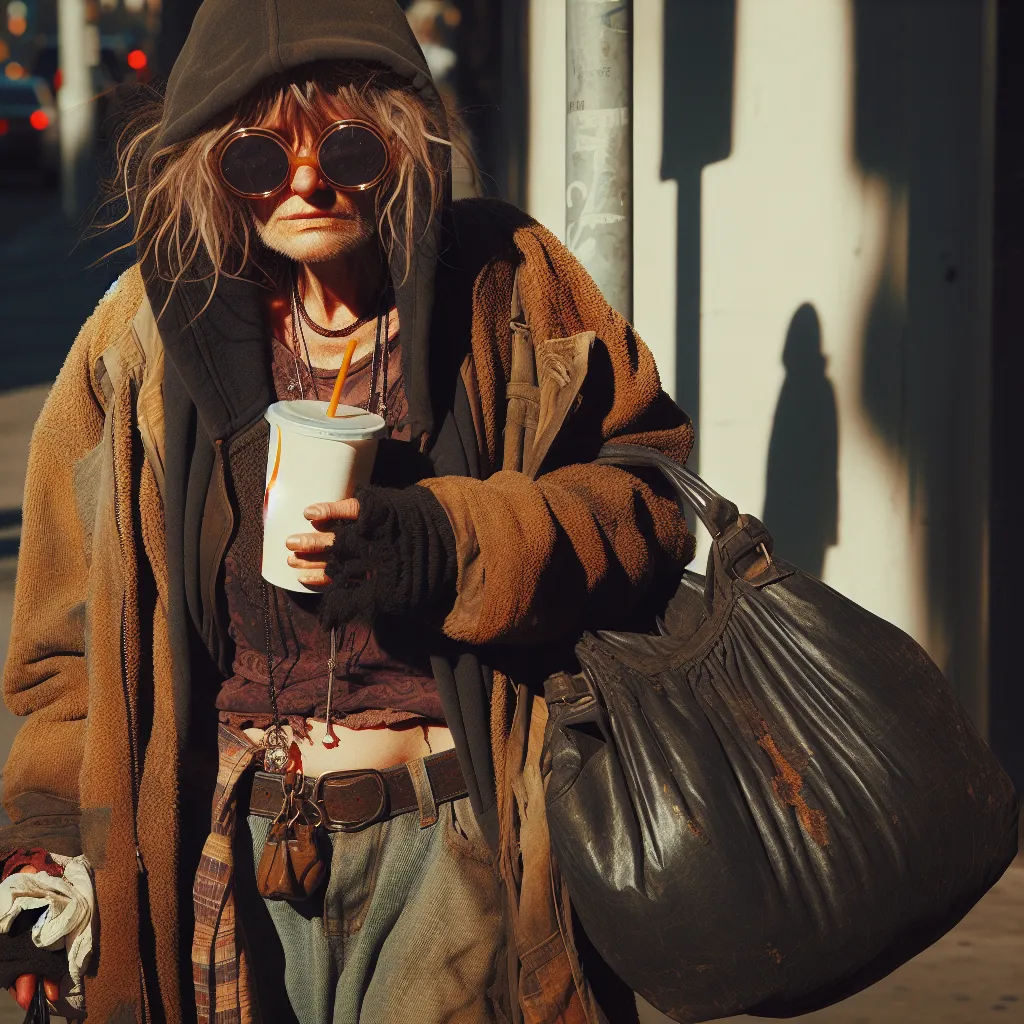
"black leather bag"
543,444,1019,1023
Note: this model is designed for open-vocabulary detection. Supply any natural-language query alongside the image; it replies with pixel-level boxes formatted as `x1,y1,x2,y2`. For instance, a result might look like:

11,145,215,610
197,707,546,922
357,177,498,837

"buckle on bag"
311,768,389,832
544,671,594,707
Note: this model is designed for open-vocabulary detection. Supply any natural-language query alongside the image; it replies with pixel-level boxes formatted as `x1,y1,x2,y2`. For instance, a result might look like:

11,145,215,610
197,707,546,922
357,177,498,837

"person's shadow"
762,303,839,579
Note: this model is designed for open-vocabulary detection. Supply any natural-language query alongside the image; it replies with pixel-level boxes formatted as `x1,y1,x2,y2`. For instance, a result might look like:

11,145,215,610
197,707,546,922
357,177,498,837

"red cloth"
0,848,64,881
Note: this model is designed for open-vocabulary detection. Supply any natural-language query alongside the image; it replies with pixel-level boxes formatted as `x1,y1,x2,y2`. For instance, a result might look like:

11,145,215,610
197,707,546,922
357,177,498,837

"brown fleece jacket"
2,266,184,1023
421,219,694,644
0,211,692,1021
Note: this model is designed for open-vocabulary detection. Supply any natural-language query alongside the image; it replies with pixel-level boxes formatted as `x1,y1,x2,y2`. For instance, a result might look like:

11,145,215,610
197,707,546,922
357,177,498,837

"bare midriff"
244,719,456,776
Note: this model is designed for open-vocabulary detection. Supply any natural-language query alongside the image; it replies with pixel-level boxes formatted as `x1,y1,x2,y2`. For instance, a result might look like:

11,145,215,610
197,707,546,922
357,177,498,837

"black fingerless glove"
0,908,68,990
318,484,458,629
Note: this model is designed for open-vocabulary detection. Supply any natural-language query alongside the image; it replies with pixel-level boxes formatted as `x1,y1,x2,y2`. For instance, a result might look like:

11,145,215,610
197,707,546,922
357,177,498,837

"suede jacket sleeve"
418,221,695,646
0,313,107,856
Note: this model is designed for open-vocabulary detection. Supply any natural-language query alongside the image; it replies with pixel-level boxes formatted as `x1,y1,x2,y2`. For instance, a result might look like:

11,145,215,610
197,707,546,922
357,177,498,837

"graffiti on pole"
566,0,632,318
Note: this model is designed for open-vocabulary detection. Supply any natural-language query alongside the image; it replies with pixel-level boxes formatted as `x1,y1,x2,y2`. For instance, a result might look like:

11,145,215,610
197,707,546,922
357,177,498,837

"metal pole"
57,0,94,218
566,0,633,319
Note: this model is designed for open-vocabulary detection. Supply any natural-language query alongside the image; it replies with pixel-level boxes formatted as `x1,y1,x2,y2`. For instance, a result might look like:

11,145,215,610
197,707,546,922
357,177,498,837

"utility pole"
566,0,633,319
57,0,95,218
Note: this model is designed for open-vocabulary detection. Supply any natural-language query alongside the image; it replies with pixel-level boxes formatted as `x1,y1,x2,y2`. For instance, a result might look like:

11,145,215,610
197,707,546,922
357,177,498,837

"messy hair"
106,64,470,313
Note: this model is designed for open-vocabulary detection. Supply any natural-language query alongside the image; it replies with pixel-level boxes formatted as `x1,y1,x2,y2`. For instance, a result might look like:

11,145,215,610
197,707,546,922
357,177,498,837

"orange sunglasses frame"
217,119,392,199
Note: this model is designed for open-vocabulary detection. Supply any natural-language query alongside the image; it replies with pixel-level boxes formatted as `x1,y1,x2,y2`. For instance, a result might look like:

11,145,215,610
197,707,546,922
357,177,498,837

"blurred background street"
1,0,1023,1020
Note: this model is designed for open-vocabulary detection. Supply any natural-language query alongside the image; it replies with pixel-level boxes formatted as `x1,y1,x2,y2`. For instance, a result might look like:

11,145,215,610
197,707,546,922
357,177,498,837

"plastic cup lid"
265,400,387,441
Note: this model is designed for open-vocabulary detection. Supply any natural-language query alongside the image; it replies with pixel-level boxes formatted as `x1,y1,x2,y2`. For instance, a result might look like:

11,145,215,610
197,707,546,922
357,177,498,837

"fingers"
43,977,59,1002
287,555,329,571
303,498,360,528
286,530,331,577
13,974,35,1010
296,569,331,588
286,531,334,555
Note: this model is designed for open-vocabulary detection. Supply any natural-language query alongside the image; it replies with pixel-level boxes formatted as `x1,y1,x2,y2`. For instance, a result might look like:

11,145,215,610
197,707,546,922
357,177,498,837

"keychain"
255,744,328,902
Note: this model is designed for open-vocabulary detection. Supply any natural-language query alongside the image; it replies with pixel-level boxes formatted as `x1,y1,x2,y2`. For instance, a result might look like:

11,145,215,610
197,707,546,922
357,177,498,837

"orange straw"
326,337,359,418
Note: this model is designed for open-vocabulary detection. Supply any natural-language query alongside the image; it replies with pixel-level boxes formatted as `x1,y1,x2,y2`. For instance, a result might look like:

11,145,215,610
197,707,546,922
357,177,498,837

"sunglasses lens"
220,134,290,196
318,124,389,188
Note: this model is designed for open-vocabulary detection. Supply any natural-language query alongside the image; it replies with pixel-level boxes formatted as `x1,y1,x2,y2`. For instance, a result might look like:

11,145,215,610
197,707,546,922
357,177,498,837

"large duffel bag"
543,444,1018,1023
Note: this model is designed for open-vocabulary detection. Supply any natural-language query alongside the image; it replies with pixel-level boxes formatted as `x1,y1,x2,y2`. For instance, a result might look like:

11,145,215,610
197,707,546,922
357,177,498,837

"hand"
6,867,60,1012
285,498,361,588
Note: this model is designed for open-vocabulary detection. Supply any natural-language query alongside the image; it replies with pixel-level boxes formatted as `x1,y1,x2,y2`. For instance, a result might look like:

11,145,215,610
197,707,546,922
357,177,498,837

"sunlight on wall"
632,0,677,389
525,0,995,676
698,0,927,643
526,0,566,239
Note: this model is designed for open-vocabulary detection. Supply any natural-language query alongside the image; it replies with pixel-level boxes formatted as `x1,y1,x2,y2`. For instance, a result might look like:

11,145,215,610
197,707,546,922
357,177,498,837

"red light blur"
29,109,48,130
53,68,62,90
127,49,147,71
0,119,8,136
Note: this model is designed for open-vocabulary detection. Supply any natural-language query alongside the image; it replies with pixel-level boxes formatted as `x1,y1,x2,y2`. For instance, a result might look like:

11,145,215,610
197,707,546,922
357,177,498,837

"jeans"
236,793,507,1024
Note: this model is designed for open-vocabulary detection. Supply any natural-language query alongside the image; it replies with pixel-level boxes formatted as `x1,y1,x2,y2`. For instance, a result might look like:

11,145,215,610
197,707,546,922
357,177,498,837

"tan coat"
1,217,692,1022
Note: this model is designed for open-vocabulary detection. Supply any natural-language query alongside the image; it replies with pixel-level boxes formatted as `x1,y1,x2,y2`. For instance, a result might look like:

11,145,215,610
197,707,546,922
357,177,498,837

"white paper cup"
262,400,387,593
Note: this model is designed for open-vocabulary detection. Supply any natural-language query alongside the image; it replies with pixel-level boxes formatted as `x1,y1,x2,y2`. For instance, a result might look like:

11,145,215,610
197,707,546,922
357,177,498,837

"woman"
0,0,693,1020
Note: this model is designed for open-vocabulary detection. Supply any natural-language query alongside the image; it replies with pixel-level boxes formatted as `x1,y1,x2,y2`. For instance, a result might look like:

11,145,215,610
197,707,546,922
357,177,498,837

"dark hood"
145,0,450,443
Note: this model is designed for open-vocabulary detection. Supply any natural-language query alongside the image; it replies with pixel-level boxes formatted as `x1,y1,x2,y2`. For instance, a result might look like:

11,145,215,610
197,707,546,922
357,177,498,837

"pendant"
264,723,290,773
322,628,340,749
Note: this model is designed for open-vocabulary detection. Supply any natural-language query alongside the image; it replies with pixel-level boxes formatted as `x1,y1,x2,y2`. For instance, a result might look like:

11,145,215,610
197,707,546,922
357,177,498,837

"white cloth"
0,854,94,1015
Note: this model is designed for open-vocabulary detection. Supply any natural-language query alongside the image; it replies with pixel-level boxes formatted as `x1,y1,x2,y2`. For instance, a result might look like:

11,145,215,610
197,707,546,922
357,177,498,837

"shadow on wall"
989,0,1024,803
763,304,838,579
661,0,736,472
853,0,991,725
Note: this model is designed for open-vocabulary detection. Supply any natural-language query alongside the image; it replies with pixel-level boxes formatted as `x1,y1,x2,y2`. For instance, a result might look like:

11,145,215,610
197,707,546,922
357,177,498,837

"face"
245,117,380,265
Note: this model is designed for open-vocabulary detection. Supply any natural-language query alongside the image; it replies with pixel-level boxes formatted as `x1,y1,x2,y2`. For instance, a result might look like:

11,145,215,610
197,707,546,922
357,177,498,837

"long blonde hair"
107,64,468,314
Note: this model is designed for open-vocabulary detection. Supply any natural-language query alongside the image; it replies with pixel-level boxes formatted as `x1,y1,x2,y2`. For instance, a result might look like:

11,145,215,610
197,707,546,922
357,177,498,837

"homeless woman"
0,0,694,1020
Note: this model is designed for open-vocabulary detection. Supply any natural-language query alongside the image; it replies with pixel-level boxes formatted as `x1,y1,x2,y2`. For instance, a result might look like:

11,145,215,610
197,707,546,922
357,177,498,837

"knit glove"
0,907,67,991
318,484,458,629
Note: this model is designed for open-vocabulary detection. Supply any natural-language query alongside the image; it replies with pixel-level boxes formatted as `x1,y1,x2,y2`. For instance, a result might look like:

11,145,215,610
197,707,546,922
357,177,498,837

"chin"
257,222,376,264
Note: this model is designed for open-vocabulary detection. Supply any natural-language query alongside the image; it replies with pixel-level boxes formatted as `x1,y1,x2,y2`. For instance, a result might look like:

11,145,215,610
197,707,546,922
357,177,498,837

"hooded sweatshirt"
153,0,448,443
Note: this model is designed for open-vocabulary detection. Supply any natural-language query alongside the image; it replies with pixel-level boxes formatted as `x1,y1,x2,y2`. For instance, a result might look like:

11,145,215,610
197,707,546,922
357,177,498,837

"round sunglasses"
217,119,392,198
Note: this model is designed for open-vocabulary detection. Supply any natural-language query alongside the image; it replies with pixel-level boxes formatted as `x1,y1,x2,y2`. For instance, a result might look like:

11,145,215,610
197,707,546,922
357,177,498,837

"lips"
282,211,352,221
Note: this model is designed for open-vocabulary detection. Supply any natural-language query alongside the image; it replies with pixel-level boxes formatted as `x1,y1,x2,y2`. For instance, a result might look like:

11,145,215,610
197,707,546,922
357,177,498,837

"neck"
296,243,387,329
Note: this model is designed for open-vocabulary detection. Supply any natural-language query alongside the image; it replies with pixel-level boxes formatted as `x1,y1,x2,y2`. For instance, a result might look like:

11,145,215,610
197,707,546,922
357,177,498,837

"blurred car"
0,76,59,185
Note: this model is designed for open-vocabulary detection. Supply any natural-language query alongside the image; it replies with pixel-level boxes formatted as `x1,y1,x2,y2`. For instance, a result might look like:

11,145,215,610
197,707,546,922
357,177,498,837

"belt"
247,748,467,832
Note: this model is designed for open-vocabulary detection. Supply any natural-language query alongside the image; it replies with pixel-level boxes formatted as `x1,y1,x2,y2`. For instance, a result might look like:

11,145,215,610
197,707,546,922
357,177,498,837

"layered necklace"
285,265,393,418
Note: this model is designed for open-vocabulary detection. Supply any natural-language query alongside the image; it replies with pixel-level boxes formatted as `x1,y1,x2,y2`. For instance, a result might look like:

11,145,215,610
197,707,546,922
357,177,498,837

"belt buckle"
311,768,389,833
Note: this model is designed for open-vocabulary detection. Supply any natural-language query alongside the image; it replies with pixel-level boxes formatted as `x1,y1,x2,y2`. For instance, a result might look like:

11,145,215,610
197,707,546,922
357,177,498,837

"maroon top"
216,294,444,732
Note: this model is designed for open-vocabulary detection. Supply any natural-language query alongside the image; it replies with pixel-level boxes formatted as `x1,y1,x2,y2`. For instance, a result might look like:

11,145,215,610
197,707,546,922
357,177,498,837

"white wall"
527,0,995,727
701,0,920,634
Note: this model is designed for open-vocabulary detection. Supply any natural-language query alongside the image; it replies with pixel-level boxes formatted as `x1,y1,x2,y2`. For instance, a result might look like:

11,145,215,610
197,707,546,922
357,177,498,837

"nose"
290,162,321,198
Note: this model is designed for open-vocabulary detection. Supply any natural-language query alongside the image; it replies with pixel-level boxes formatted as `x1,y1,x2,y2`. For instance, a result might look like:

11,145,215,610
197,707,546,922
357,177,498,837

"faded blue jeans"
237,791,507,1024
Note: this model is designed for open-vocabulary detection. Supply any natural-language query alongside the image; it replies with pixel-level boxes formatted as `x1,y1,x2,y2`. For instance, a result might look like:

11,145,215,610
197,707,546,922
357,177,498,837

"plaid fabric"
192,724,263,1024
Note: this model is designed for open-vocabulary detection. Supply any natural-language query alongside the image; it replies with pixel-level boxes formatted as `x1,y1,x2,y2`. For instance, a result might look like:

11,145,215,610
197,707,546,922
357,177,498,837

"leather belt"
247,748,467,833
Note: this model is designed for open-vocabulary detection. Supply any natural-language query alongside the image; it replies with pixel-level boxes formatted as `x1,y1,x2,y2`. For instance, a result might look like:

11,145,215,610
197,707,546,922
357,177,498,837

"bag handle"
596,443,740,538
597,443,792,590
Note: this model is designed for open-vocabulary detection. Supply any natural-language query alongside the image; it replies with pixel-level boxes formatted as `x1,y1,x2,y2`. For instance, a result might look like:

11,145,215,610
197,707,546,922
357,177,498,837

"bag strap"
596,443,740,537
